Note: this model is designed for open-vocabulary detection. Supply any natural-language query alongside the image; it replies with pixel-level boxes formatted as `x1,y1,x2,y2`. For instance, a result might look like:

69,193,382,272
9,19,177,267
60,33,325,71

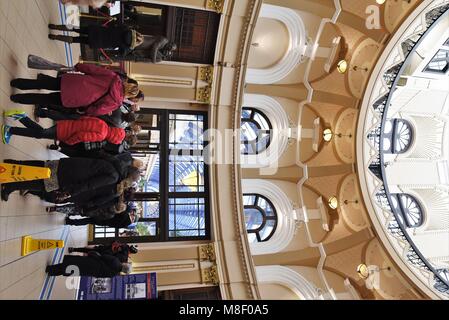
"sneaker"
4,110,27,121
48,144,60,151
46,206,57,213
1,125,11,144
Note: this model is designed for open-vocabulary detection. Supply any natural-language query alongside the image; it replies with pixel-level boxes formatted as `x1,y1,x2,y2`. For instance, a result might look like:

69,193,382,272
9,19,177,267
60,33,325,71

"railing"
364,1,449,297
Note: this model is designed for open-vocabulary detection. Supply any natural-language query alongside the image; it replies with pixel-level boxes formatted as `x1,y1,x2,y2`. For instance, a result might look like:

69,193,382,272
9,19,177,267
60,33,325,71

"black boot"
10,79,20,88
48,24,71,31
1,184,13,201
48,34,74,43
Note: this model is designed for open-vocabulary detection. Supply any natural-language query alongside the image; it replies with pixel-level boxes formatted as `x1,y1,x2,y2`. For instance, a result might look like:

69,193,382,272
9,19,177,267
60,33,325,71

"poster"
77,273,157,300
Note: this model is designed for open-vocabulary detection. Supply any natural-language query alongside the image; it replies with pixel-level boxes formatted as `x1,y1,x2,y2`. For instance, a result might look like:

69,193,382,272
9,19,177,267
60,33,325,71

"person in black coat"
48,133,137,157
0,158,121,201
98,109,136,128
68,241,138,263
45,253,131,277
48,24,144,57
49,197,126,221
65,206,138,227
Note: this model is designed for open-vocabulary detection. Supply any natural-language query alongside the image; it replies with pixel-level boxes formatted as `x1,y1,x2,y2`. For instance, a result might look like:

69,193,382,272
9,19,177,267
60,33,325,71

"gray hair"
121,262,133,274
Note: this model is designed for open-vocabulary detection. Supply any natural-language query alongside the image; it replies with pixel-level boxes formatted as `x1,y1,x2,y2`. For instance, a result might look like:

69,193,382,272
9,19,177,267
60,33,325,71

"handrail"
370,3,449,295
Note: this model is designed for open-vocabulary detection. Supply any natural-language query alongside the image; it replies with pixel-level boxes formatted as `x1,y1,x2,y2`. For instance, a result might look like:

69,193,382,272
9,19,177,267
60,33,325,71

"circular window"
395,194,424,228
241,108,272,155
393,119,413,153
243,194,278,243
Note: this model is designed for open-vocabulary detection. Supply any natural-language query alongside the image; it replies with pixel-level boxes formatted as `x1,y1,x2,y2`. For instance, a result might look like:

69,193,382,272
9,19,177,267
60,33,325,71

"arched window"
391,194,424,228
241,108,272,155
243,194,278,243
383,119,413,154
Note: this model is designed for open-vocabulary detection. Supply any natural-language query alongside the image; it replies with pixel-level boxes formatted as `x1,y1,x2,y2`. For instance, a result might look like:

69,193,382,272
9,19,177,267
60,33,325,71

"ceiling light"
323,128,333,142
328,196,339,210
337,60,348,74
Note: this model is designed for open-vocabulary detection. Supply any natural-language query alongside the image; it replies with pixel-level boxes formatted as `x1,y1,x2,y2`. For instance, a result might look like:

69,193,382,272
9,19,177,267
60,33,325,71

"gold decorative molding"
206,0,224,13
201,265,219,285
133,263,195,273
196,86,211,104
134,75,193,87
198,66,214,84
198,243,216,261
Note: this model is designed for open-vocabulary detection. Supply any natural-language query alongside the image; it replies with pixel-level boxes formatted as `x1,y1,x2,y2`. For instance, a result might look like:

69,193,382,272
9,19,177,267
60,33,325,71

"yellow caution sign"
21,235,64,256
0,163,51,184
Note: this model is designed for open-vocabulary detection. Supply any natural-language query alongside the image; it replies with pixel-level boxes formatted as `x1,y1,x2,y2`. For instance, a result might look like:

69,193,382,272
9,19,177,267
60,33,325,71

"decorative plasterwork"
206,0,225,13
256,265,321,300
196,86,212,104
199,66,214,85
201,265,220,285
246,4,308,84
199,243,217,261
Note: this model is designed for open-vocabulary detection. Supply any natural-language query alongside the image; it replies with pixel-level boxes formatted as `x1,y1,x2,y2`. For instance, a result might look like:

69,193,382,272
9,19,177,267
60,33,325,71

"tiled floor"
0,0,87,300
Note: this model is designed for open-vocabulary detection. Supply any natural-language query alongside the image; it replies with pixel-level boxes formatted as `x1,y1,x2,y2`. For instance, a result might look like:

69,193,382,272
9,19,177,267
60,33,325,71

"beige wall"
258,283,300,300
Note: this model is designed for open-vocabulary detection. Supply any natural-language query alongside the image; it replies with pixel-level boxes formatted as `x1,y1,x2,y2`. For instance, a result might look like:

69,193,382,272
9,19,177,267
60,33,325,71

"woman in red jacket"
1,110,125,145
9,63,139,116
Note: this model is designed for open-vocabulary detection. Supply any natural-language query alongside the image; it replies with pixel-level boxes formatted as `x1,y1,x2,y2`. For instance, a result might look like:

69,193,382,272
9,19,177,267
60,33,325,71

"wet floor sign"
0,163,51,183
21,236,65,256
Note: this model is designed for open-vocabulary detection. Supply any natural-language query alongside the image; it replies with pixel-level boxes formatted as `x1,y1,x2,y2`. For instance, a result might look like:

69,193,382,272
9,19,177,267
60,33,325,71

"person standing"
68,242,138,263
45,252,131,277
2,111,125,146
0,158,122,202
48,24,144,58
10,63,137,116
65,206,138,227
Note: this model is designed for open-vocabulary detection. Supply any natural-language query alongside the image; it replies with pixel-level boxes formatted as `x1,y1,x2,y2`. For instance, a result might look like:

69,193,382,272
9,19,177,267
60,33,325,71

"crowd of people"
1,60,145,275
0,0,163,277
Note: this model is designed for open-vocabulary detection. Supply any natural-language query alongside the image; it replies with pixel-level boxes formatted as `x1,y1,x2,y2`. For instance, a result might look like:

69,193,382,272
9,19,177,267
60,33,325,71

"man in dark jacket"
45,253,131,277
48,24,144,58
68,242,138,263
65,207,138,227
0,158,121,201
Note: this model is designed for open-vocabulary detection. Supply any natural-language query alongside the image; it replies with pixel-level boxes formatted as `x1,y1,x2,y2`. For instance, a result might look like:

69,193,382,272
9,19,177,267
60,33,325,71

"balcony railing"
363,1,449,297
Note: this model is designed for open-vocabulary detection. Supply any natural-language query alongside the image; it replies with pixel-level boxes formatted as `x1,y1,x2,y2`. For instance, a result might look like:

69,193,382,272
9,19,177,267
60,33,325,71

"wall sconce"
357,263,391,280
328,196,339,210
337,60,348,74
